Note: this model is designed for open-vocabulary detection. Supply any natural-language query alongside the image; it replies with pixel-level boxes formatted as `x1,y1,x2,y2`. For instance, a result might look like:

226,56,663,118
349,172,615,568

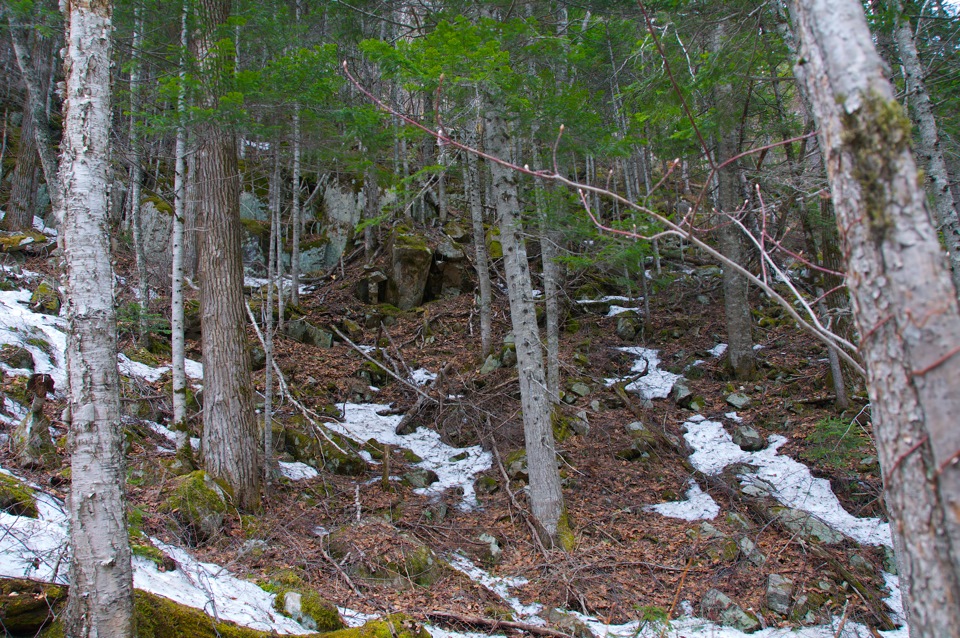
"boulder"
139,199,174,286
0,578,65,635
616,314,641,341
282,318,333,348
700,588,760,633
737,536,766,567
732,425,765,451
387,231,433,310
29,280,60,315
766,574,794,615
321,181,364,269
0,345,34,371
284,422,367,476
403,468,440,489
479,354,501,375
161,471,228,545
478,533,502,565
770,507,846,544
725,393,752,409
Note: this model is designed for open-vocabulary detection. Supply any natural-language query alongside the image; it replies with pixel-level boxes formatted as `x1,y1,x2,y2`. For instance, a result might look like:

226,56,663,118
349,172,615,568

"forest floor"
0,239,903,638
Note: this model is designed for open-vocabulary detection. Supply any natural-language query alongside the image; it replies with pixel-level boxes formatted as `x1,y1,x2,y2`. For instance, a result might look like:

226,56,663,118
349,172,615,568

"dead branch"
425,611,574,638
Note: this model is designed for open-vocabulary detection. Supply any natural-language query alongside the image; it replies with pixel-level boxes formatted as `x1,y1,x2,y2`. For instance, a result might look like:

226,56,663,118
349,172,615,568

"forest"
0,0,959,636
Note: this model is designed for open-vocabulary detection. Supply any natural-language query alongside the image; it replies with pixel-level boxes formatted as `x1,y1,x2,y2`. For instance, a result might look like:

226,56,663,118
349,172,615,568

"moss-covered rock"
283,419,367,476
0,472,38,518
30,281,60,315
273,588,344,632
0,230,49,253
160,471,228,545
0,578,65,635
0,344,34,370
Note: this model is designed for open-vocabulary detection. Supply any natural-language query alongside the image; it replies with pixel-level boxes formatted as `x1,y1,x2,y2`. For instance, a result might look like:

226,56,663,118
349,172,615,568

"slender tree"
790,0,960,633
59,0,135,635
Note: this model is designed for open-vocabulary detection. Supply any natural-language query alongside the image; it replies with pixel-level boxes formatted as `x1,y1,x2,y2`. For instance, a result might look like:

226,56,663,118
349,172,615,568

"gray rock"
741,477,775,498
726,511,754,530
766,574,794,614
403,468,440,488
732,426,765,451
771,507,846,544
570,382,591,397
479,354,501,375
850,554,874,575
436,239,465,261
444,222,469,242
726,393,752,409
700,588,760,633
883,546,898,575
240,191,268,220
671,382,694,407
699,522,725,540
737,536,766,567
616,315,640,341
546,609,597,638
299,245,328,277
0,345,34,370
283,319,333,348
572,411,590,436
500,346,517,368
387,233,433,310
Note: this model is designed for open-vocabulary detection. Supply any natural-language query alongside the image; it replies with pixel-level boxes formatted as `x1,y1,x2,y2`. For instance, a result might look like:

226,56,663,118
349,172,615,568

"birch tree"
790,0,960,633
58,0,135,634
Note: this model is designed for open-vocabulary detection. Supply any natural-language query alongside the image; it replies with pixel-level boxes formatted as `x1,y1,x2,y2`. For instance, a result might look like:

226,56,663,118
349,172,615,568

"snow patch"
708,343,728,358
446,554,543,624
410,368,437,386
278,461,319,481
645,480,719,521
328,403,492,508
683,418,891,546
604,347,680,400
0,289,68,390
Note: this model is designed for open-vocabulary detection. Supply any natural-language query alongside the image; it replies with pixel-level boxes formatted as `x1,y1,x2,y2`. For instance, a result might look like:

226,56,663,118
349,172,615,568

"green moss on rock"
160,471,228,544
323,614,429,638
0,473,38,518
0,578,65,635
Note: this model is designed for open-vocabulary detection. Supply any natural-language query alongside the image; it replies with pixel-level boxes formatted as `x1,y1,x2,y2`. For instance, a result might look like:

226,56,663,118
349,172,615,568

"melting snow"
605,347,681,400
327,403,492,508
645,480,719,521
410,368,437,386
0,289,68,390
708,343,728,358
446,554,544,624
118,355,203,383
134,540,312,634
683,417,891,546
278,461,319,481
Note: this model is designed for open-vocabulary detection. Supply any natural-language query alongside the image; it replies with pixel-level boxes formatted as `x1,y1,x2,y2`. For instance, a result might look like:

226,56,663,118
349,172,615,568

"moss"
123,346,163,367
301,234,330,251
240,218,271,239
29,281,60,315
401,449,423,464
551,407,575,443
284,420,367,476
841,91,914,244
556,510,577,552
0,578,65,635
25,337,54,358
0,473,38,518
131,541,168,569
0,230,49,252
273,588,344,632
160,471,228,544
142,196,174,215
323,614,429,638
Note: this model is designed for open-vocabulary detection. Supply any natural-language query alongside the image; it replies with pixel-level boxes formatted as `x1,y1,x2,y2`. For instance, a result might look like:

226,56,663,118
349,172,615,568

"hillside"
0,226,903,638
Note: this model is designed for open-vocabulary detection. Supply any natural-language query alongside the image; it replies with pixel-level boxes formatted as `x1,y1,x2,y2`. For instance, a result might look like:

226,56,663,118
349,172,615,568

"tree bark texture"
465,117,493,358
6,5,62,219
891,1,960,296
790,1,960,634
196,0,261,511
4,103,40,231
58,1,135,636
484,107,565,544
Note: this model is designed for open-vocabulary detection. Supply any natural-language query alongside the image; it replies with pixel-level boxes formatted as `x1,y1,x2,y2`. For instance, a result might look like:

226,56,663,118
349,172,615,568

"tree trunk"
128,0,149,342
484,106,565,545
171,0,192,461
59,1,135,635
290,105,302,306
196,0,260,511
891,0,960,296
790,0,960,634
4,103,39,231
6,5,62,219
465,115,493,358
533,143,561,403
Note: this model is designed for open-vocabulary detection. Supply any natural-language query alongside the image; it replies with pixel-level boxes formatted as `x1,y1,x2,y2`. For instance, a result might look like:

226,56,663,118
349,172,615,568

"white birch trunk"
290,105,302,306
128,0,149,342
790,1,960,633
484,107,565,544
171,0,190,454
59,1,135,635
892,2,960,296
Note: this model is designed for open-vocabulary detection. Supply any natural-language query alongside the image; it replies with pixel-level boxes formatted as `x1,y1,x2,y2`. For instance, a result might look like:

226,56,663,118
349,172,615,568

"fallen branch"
425,611,573,638
492,441,550,557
